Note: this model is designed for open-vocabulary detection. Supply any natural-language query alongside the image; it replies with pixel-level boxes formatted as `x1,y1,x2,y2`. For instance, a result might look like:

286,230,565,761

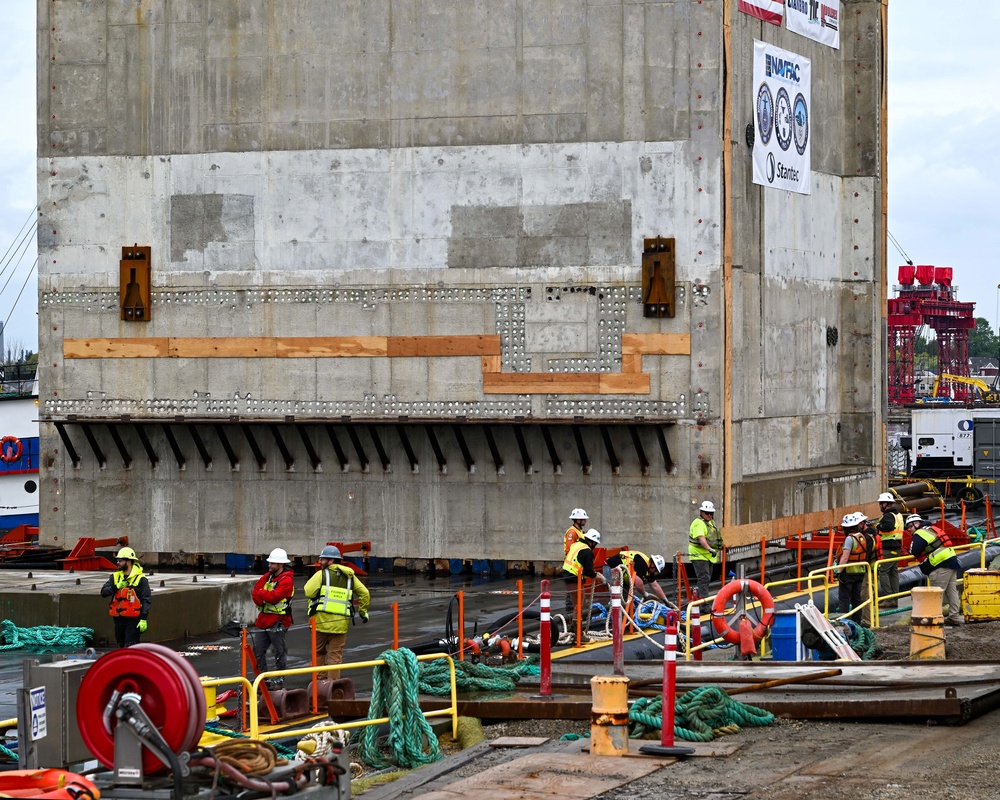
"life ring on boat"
711,579,775,645
0,436,22,464
0,769,100,798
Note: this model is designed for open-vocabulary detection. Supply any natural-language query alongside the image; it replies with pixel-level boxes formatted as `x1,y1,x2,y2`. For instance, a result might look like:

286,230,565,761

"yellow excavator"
931,373,1000,403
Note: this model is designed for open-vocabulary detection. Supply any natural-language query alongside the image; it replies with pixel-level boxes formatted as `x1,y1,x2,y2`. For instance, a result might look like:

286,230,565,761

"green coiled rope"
358,648,441,770
0,620,93,651
418,657,540,697
203,724,297,759
629,686,775,742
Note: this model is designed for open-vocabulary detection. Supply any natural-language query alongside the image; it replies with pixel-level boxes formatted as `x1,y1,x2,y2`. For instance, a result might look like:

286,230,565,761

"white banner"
785,0,840,49
752,41,811,195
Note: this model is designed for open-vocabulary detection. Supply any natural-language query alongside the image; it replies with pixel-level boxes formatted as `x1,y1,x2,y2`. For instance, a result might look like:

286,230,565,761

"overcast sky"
0,2,997,357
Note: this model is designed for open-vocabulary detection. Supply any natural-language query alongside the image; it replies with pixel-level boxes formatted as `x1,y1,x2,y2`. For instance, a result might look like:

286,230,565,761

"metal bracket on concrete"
572,425,591,475
106,424,132,469
346,426,369,473
296,425,322,471
367,425,391,473
80,423,107,469
397,426,419,473
324,425,349,472
241,425,267,471
135,424,159,468
629,426,650,476
540,426,561,475
189,426,213,469
161,424,186,470
655,425,674,472
269,425,294,471
512,425,532,475
425,426,447,474
451,425,475,473
600,426,620,476
482,425,504,474
214,425,239,471
54,422,81,468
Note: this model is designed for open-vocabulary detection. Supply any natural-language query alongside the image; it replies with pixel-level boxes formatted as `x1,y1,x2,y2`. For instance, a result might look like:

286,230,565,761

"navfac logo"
765,53,801,83
958,419,974,432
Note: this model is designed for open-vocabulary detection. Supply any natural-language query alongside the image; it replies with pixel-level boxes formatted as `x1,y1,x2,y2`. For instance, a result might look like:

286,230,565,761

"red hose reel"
77,643,207,774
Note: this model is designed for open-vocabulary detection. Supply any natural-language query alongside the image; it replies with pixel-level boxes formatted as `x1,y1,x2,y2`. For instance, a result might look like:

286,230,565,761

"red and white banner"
738,0,784,26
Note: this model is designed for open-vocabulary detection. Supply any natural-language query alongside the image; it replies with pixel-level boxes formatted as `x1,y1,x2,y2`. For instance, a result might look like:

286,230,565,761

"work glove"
137,620,147,634
360,613,369,624
115,579,127,590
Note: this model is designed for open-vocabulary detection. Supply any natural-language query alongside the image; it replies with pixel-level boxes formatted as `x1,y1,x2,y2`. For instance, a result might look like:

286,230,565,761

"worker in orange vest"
100,546,152,648
564,508,589,554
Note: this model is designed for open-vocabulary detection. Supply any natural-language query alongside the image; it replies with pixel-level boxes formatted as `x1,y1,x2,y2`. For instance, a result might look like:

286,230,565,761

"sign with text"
752,41,811,195
29,686,46,741
786,0,840,48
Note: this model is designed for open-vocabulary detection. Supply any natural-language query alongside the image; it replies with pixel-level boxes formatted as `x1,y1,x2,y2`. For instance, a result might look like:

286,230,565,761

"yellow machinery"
932,373,1000,403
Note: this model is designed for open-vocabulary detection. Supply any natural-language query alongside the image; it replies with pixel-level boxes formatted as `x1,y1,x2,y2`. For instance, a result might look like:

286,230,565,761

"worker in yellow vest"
251,547,295,689
564,508,589,554
907,514,963,626
561,529,606,616
688,501,722,599
305,545,371,679
100,546,151,648
875,492,904,609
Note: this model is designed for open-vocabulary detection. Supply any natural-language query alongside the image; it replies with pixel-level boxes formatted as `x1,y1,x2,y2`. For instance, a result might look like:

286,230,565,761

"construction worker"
907,514,964,626
836,512,881,628
876,492,905,608
562,529,607,616
251,547,295,689
304,545,371,679
606,550,669,603
100,546,151,648
564,508,589,554
689,500,722,600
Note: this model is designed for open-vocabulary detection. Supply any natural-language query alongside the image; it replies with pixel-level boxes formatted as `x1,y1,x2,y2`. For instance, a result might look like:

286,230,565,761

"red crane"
887,265,976,405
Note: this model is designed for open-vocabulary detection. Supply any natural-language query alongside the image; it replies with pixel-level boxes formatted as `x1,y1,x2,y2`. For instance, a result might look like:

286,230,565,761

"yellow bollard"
910,586,945,660
203,680,220,722
590,675,630,756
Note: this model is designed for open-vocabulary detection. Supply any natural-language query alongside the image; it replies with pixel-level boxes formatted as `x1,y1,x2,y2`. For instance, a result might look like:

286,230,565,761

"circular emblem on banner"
766,152,776,183
793,93,809,156
756,83,774,146
774,88,793,152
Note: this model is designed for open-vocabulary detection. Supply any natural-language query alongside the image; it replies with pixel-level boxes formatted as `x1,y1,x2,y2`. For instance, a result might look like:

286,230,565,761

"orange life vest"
109,566,144,618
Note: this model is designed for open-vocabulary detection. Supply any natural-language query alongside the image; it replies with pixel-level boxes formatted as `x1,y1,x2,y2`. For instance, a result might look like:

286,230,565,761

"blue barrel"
770,610,801,661
449,558,464,575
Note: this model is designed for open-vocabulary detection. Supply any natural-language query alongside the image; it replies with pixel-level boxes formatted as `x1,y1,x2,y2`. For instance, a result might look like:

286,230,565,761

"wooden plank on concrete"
167,338,278,358
620,352,642,373
275,336,388,357
621,333,691,355
599,373,650,394
414,751,673,800
64,338,169,358
387,335,501,357
483,373,602,394
723,502,883,547
481,355,502,373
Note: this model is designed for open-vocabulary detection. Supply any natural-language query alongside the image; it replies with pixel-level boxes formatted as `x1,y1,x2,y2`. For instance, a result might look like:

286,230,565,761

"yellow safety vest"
689,518,721,562
882,512,904,548
311,565,355,617
259,575,294,615
914,527,958,568
562,541,589,577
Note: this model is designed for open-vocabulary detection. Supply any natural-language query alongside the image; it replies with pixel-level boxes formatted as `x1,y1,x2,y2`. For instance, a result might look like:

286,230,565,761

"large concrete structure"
37,1,886,566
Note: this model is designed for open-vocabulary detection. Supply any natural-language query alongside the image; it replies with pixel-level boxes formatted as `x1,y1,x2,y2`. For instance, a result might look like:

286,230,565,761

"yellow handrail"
248,652,458,742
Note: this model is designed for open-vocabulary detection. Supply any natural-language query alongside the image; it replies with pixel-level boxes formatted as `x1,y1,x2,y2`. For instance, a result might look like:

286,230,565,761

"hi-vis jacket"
689,518,722,563
562,541,596,578
304,563,370,635
101,564,151,619
844,529,882,574
252,568,295,629
880,512,905,551
911,526,958,569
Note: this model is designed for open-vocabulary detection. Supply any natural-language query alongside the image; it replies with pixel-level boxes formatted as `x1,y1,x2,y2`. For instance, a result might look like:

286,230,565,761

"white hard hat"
905,514,924,526
584,528,601,544
569,508,589,521
266,547,290,564
877,492,895,504
842,512,866,528
651,554,666,573
699,501,716,514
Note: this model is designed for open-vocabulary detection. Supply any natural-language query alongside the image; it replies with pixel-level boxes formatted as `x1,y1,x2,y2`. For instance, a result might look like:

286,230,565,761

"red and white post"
639,609,694,757
539,579,552,696
611,570,624,676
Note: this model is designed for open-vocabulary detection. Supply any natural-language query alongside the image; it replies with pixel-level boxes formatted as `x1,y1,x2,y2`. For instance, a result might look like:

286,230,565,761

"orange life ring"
0,436,21,464
711,579,775,645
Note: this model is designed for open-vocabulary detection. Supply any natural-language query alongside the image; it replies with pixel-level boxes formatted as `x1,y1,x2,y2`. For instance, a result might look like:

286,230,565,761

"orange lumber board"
481,355,502,373
276,337,388,357
723,502,883,548
387,335,501,357
620,352,642,373
64,338,169,358
483,373,602,394
415,751,672,800
621,333,691,355
167,338,278,357
599,373,650,394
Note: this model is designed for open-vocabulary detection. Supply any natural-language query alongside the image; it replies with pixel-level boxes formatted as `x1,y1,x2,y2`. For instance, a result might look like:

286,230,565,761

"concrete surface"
36,1,885,562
